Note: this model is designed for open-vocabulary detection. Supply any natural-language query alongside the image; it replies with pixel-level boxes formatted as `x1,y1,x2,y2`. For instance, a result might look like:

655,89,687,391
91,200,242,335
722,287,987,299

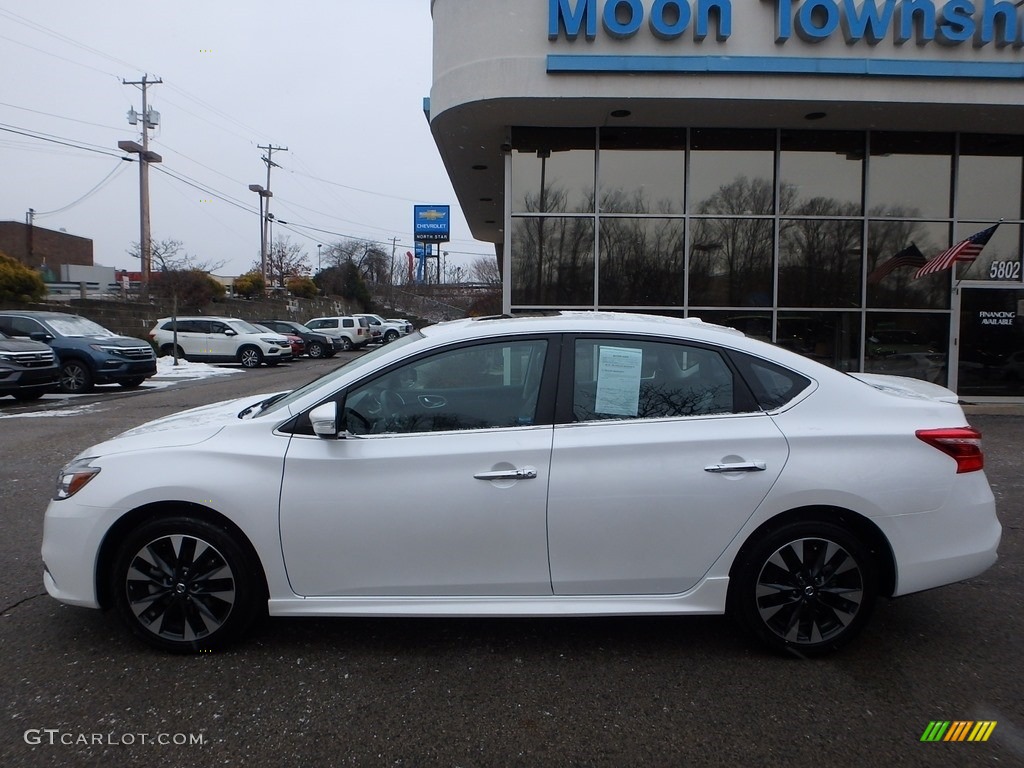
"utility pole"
258,144,287,288
120,74,162,292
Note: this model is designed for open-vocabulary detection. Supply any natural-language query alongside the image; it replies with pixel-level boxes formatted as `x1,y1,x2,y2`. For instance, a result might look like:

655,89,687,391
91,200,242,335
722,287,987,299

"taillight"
916,427,984,473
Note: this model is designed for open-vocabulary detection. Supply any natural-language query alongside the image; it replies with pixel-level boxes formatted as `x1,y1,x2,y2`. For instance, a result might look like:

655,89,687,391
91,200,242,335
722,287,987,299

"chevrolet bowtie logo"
417,209,446,221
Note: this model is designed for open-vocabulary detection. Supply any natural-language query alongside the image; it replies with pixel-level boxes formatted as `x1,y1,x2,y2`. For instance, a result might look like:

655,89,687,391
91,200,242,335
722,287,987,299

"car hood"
75,334,151,347
848,372,959,403
0,338,51,353
79,394,266,458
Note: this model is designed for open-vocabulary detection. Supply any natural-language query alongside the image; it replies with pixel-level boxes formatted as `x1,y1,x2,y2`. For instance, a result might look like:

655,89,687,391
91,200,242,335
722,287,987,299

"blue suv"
0,311,156,394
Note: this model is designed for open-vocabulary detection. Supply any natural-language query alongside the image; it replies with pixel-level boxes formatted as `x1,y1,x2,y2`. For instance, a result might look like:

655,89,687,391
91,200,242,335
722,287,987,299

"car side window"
343,339,549,435
5,317,45,337
342,319,354,328
572,338,737,421
731,352,812,411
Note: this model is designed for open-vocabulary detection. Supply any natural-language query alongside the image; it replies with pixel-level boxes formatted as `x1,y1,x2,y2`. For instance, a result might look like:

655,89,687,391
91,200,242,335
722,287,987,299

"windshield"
258,331,425,418
291,323,313,333
227,319,265,335
46,316,115,337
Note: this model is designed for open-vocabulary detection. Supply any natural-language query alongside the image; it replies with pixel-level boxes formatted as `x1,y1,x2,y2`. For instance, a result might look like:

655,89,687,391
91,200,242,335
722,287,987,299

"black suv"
0,311,157,394
0,330,60,401
254,319,339,359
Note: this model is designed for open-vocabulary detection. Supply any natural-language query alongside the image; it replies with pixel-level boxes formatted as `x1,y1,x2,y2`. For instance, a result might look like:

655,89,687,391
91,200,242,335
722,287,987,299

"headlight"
54,457,100,500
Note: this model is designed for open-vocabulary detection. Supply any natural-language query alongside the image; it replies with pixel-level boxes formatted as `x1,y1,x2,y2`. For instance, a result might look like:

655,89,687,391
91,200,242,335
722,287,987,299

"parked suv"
0,310,156,394
254,319,338,359
355,314,405,344
0,329,60,400
149,317,292,368
305,316,371,350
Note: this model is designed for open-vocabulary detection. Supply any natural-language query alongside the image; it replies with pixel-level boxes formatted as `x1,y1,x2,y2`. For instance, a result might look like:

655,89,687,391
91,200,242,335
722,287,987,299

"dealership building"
427,0,1024,398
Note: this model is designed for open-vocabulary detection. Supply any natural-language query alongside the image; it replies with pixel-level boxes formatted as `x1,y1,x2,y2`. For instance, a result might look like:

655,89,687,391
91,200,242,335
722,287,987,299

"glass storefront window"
688,217,774,307
511,216,594,306
510,127,596,215
958,287,1024,397
957,223,1023,283
778,219,862,308
864,312,950,384
778,311,861,371
866,221,951,309
957,134,1024,221
598,218,685,306
868,133,953,219
780,131,864,213
690,129,775,215
599,128,686,214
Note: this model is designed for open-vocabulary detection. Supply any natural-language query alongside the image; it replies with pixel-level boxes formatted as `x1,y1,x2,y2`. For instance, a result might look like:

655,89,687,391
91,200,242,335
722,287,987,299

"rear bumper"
876,473,1001,596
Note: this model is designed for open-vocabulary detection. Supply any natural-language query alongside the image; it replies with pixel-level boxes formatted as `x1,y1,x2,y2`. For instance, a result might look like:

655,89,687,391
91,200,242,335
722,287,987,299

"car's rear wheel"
238,346,263,368
59,360,93,394
338,337,353,351
159,344,186,360
110,516,264,653
306,341,326,358
729,521,877,657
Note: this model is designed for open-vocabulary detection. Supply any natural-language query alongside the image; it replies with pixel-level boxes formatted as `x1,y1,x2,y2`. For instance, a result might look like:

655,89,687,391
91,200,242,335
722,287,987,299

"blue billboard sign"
414,205,451,243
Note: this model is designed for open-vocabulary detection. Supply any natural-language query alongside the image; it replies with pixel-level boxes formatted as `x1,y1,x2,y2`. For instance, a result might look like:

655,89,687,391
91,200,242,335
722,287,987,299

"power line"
34,160,128,216
0,121,126,158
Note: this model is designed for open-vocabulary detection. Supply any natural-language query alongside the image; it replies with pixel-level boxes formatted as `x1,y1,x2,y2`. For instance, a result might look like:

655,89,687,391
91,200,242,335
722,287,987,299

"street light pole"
317,243,322,273
248,184,272,288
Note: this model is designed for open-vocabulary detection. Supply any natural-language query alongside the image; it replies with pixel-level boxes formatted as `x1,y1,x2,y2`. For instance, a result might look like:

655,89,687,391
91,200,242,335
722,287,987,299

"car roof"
419,312,745,343
0,310,82,319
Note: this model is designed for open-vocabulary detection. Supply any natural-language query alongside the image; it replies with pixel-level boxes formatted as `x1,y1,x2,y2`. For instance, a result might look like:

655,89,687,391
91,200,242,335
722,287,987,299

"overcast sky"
0,1,487,278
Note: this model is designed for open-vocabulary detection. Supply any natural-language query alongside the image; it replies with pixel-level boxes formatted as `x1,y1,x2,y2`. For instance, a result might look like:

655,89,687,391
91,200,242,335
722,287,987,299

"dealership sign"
549,1,1024,78
413,205,451,243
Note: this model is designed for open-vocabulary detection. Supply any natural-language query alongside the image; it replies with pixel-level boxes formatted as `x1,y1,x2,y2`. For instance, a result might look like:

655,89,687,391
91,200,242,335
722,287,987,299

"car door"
279,336,557,597
167,320,209,359
547,336,790,595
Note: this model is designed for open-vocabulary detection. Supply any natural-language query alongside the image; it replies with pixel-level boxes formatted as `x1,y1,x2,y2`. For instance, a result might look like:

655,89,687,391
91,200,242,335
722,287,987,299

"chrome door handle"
474,467,538,480
704,461,767,473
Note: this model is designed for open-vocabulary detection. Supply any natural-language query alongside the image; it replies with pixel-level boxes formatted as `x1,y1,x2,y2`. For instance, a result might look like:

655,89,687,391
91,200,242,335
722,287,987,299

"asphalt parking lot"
0,360,1021,767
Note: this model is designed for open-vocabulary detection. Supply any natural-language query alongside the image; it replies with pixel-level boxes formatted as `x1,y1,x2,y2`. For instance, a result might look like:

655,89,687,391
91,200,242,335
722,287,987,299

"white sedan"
41,312,1000,655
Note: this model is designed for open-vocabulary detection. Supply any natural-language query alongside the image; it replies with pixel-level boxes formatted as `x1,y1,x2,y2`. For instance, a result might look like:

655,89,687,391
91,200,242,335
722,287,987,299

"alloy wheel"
124,534,236,642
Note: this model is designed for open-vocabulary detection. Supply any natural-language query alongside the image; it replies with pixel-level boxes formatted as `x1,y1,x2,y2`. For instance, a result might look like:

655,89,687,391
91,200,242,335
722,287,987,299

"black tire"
238,346,263,368
384,330,399,343
306,341,326,359
338,337,353,351
110,516,264,653
13,390,47,401
59,360,93,394
728,520,877,657
119,376,147,388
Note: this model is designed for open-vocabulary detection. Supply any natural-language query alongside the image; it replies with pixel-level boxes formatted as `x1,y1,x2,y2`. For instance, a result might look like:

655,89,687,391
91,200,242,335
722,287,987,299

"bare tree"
470,256,501,286
127,238,225,273
252,236,310,288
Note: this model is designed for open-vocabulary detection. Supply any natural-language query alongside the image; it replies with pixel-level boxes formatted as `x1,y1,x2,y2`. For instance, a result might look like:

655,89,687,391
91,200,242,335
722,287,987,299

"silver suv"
149,317,292,368
305,316,372,350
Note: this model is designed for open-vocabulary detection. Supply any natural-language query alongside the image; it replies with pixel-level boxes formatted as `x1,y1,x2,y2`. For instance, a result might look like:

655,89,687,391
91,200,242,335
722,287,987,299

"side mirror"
30,332,54,343
224,328,237,336
309,402,339,438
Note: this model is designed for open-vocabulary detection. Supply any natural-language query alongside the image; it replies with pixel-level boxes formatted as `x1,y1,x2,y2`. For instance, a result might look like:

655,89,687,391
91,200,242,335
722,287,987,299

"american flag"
867,243,927,284
914,224,999,279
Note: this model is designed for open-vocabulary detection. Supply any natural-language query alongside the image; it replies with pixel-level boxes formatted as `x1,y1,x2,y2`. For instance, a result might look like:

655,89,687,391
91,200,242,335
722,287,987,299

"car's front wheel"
59,360,93,394
728,520,877,657
238,346,263,368
110,516,264,653
306,341,326,358
383,330,399,343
